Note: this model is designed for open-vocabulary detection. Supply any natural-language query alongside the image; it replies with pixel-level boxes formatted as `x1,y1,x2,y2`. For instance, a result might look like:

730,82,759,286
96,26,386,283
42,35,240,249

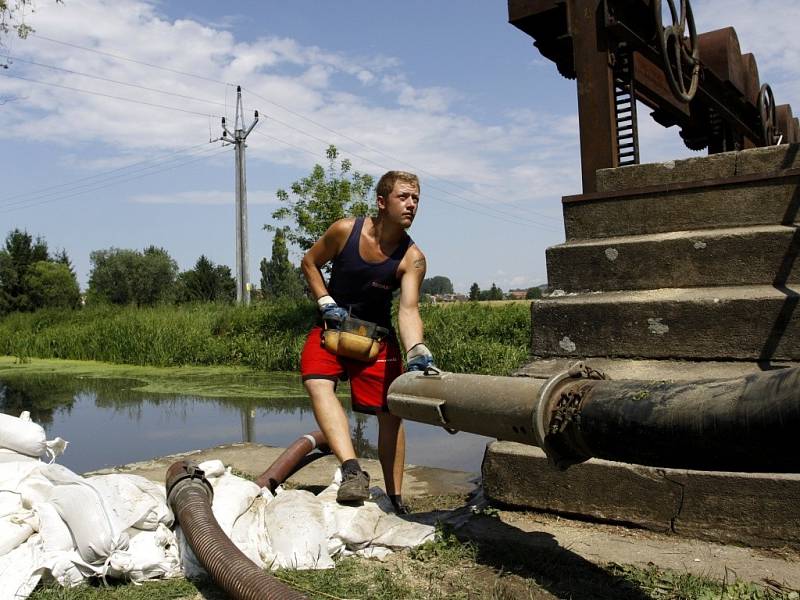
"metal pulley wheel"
652,0,700,102
758,83,777,145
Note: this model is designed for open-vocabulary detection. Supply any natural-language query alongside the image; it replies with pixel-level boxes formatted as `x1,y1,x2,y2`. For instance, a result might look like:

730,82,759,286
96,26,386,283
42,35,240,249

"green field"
0,300,531,376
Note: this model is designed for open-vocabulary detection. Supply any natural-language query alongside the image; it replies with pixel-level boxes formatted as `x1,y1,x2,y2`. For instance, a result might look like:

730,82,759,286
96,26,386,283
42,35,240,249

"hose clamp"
166,460,214,506
534,362,606,469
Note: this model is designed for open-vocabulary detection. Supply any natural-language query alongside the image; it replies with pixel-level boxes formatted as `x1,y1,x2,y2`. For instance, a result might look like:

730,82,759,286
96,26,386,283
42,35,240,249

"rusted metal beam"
568,0,618,192
508,0,796,191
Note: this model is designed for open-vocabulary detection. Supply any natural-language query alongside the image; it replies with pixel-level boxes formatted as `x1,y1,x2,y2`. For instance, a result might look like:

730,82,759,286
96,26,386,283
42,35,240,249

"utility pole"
220,86,258,304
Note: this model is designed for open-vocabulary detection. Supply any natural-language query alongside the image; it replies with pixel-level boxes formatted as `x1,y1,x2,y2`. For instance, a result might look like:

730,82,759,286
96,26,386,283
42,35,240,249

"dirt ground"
98,443,799,599
184,493,799,600
400,494,800,599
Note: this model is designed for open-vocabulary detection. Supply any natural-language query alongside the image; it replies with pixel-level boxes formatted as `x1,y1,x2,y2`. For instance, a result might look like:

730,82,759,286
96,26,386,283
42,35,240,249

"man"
299,170,434,512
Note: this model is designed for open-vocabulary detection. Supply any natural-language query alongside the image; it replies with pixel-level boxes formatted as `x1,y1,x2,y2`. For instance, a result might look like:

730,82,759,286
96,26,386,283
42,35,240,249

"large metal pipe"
387,364,800,473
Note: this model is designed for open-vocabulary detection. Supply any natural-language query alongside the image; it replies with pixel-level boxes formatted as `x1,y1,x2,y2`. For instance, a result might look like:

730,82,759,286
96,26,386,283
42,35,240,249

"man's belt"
322,316,390,362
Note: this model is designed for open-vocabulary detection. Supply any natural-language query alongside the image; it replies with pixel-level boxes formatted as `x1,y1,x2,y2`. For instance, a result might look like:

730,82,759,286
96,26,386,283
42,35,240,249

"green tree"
526,286,543,300
88,246,178,306
267,145,374,256
0,229,52,313
260,228,306,300
176,255,235,303
1,1,63,46
52,248,75,276
469,282,480,301
24,261,80,309
421,276,454,296
0,250,16,315
481,283,503,301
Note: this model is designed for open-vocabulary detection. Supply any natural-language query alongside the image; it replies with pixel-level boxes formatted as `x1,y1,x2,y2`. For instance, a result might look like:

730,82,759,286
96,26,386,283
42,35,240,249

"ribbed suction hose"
166,461,307,600
256,431,328,491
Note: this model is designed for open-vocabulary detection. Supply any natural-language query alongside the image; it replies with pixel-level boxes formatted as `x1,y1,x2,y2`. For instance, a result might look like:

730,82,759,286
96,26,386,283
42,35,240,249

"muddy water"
0,373,491,475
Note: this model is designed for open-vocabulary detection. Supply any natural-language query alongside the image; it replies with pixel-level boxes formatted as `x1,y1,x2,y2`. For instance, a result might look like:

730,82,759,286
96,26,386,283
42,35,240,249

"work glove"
317,295,348,327
406,342,434,372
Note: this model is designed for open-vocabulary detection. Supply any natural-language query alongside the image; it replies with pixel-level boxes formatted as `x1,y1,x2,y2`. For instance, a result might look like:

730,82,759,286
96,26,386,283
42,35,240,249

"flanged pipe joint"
387,364,800,473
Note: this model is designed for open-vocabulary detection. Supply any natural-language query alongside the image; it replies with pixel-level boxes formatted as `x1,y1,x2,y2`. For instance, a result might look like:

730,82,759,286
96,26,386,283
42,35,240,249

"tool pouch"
322,316,389,362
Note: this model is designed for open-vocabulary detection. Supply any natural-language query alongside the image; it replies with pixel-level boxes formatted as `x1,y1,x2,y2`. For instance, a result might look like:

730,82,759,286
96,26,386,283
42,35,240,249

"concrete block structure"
483,144,800,548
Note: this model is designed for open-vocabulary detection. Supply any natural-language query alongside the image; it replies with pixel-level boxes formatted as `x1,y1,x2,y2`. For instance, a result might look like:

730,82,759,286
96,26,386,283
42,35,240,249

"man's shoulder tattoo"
413,256,426,270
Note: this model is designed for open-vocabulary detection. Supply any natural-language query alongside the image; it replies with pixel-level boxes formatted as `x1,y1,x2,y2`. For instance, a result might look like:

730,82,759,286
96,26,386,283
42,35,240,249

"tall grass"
0,300,531,375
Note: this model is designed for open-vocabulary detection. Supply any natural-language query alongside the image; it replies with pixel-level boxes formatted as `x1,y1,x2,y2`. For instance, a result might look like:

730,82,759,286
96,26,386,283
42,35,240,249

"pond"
0,373,492,476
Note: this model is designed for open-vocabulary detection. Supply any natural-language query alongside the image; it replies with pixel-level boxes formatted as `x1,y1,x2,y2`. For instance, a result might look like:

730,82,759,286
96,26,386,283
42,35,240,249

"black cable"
245,86,561,224
0,148,229,213
0,71,221,117
32,34,231,86
3,55,228,108
0,141,213,204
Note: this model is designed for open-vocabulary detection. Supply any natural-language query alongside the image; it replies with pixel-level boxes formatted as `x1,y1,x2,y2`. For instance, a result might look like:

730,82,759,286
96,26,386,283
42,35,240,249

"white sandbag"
37,549,99,588
0,448,36,464
0,489,23,518
0,412,45,457
263,489,334,570
230,489,274,568
34,502,74,552
0,534,43,600
44,464,129,564
0,461,45,495
197,459,226,478
0,412,67,460
88,474,173,531
208,469,261,536
0,512,36,556
350,545,393,560
175,525,205,579
106,525,182,582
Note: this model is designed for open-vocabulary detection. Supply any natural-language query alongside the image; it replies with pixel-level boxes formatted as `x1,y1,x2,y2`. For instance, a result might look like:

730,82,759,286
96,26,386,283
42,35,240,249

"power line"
0,71,221,118
3,55,228,109
2,145,222,209
21,34,560,229
250,128,553,231
255,116,559,232
0,148,228,214
32,34,231,86
244,85,561,224
0,141,213,204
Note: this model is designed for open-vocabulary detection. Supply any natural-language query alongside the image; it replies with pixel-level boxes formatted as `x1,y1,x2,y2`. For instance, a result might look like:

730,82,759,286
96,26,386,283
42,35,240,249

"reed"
0,300,531,375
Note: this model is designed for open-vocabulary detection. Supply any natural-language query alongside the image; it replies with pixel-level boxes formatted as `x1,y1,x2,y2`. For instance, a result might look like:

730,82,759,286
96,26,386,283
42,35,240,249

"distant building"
429,293,468,303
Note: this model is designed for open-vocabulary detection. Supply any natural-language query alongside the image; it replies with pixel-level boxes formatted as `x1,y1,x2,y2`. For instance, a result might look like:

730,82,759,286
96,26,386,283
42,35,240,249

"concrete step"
595,143,800,193
547,224,800,292
513,356,800,380
563,168,800,241
482,441,800,550
531,285,800,360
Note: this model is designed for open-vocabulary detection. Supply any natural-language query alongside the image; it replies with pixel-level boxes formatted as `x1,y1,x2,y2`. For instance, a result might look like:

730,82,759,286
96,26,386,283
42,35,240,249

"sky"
1,0,799,294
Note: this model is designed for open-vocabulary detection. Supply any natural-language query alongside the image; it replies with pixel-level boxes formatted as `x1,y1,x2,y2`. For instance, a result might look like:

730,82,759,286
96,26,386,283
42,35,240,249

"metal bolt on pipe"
387,364,800,473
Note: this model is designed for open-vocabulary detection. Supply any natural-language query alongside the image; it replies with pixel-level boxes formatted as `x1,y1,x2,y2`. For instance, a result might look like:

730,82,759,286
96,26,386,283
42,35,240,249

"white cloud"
6,0,796,239
0,0,581,225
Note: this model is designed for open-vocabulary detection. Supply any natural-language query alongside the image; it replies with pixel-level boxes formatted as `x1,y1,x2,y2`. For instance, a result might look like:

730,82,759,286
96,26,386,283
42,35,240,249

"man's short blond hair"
376,171,420,199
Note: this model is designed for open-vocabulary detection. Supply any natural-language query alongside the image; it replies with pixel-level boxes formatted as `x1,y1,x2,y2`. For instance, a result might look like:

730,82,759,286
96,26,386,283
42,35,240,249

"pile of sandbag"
0,412,180,600
178,460,435,575
0,411,435,599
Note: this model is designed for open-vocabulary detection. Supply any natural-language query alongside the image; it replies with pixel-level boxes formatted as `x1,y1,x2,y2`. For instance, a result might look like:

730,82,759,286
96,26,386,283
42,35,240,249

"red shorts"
300,326,404,414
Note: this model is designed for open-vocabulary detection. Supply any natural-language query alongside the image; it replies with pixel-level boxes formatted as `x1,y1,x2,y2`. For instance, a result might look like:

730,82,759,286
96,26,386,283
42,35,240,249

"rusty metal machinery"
508,0,800,192
387,364,800,473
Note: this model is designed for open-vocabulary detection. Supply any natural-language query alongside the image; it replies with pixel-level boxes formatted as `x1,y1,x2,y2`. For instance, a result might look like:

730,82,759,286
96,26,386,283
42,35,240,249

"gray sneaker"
337,469,370,503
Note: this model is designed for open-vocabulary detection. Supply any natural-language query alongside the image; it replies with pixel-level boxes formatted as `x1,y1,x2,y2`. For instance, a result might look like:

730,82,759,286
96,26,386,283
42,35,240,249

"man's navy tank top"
327,217,413,329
